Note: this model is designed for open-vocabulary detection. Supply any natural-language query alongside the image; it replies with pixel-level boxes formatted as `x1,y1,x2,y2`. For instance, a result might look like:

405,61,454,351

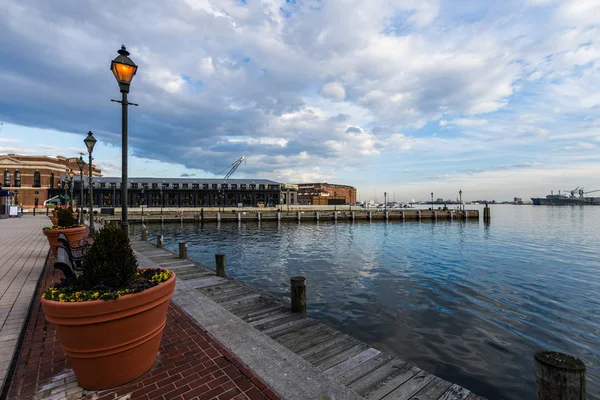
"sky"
1,0,599,202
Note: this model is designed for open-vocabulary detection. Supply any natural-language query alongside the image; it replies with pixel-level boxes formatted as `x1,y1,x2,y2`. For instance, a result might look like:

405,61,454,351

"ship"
531,187,600,205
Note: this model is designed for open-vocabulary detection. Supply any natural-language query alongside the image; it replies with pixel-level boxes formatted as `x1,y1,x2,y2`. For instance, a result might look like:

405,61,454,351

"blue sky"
1,0,599,201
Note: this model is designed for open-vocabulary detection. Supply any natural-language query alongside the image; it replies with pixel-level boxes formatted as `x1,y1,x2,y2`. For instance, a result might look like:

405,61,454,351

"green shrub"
83,224,138,289
57,207,77,227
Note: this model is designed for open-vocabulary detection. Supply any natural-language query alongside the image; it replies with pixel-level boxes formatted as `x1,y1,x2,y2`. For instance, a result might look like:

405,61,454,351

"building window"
131,183,138,189
212,184,218,190
14,171,21,187
259,184,265,190
202,184,209,190
3,171,10,187
142,183,149,189
192,183,199,190
162,183,169,189
173,183,179,189
33,171,41,187
100,183,106,188
222,184,228,190
249,184,256,190
241,184,247,189
231,184,237,189
152,183,158,189
182,183,188,189
49,173,54,188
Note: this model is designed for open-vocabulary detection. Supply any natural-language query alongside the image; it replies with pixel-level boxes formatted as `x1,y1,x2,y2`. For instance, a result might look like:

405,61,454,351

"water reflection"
145,205,600,400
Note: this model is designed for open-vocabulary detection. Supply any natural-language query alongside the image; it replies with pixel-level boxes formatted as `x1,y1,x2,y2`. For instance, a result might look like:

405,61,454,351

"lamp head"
84,131,97,153
111,45,137,93
77,155,86,170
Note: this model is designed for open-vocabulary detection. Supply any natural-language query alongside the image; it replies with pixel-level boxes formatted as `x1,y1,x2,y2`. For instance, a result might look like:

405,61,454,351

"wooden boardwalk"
131,238,485,400
0,216,50,394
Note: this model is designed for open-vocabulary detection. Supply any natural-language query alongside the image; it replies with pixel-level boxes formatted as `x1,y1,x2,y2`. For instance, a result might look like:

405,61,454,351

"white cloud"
440,118,488,127
320,82,346,101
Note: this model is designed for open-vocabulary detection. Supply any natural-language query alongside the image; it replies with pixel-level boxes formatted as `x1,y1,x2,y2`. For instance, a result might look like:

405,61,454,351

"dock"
132,237,485,400
97,208,480,226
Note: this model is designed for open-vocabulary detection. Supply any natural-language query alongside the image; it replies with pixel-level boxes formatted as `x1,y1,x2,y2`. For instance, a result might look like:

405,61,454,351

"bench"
54,245,80,279
57,232,90,270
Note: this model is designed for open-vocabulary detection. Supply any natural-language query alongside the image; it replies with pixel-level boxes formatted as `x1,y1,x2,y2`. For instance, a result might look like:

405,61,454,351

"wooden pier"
98,208,480,226
131,237,485,400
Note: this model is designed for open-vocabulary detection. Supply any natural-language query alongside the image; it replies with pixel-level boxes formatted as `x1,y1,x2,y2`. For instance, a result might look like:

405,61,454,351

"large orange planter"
41,271,176,389
42,226,87,256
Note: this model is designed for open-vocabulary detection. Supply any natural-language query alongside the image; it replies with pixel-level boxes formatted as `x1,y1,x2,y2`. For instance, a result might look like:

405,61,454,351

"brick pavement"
0,215,50,394
7,250,279,400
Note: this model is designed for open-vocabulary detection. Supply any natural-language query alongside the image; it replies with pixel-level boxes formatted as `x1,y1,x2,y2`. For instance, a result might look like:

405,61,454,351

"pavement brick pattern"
0,215,50,393
8,250,279,400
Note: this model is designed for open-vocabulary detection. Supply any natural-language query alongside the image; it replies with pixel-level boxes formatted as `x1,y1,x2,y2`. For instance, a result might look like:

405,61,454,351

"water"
143,205,600,399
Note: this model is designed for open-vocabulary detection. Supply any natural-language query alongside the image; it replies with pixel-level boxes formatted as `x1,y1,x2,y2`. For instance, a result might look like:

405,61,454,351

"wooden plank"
191,276,230,288
438,384,471,400
364,364,420,400
264,317,316,337
298,335,357,359
324,347,381,377
338,354,394,386
316,343,370,371
279,325,338,350
275,322,330,344
219,293,262,309
305,337,361,365
200,281,243,294
463,393,484,400
255,314,308,332
383,370,436,400
408,377,453,400
238,305,287,321
230,300,280,317
208,288,254,302
349,359,408,395
248,310,292,326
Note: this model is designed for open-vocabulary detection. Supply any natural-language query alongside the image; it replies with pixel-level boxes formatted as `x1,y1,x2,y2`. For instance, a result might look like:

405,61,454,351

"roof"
60,176,281,185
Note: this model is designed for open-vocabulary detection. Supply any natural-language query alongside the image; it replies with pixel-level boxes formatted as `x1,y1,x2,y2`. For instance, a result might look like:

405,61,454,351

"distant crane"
221,155,246,179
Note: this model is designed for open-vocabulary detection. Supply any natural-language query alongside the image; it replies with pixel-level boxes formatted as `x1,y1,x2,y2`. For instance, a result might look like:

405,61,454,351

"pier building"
296,182,357,205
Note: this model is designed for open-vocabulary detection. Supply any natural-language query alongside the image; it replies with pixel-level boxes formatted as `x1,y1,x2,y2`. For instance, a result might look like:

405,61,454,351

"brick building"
296,183,357,205
0,154,102,207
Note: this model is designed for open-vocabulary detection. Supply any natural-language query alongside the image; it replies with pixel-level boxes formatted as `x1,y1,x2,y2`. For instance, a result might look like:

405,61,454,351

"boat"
531,187,600,205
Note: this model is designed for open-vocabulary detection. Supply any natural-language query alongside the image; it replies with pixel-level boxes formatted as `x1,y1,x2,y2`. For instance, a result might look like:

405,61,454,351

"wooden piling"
217,212,221,222
315,211,319,221
156,235,163,248
334,211,337,221
351,211,355,221
534,351,586,400
368,212,372,221
290,276,306,314
237,212,241,222
385,211,388,221
449,211,453,221
297,211,301,222
141,228,148,241
433,211,437,221
216,254,226,277
179,242,188,259
257,212,261,221
464,210,468,220
417,210,422,221
401,211,405,221
277,212,281,221
484,204,491,222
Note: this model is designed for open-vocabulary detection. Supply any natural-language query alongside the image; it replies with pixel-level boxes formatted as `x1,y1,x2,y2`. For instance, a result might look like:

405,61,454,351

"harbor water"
144,205,600,400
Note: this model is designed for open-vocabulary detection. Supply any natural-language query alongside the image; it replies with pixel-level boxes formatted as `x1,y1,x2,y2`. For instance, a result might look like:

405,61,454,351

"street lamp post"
160,188,163,215
14,190,18,207
431,192,434,211
77,156,85,224
111,45,138,234
459,189,462,211
84,131,97,233
68,169,75,207
384,192,387,213
141,188,145,215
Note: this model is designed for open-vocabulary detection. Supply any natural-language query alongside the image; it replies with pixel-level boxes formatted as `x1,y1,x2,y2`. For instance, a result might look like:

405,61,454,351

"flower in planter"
43,224,172,302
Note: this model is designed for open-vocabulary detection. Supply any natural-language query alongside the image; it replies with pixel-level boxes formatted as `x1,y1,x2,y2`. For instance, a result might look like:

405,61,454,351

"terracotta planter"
51,218,58,227
42,225,87,256
41,271,176,389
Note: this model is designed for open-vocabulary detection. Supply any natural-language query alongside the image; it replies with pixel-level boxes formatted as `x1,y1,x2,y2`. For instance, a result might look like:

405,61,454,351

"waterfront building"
48,177,282,209
280,184,298,205
0,154,102,207
296,182,356,205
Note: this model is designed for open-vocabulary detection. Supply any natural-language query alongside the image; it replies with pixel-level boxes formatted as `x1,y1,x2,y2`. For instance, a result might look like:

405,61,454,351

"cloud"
440,118,488,127
560,142,597,151
320,82,346,101
0,138,20,143
180,173,196,177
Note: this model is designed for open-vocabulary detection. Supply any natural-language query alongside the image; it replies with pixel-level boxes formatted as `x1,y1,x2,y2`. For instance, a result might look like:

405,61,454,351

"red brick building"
0,154,102,207
296,183,357,205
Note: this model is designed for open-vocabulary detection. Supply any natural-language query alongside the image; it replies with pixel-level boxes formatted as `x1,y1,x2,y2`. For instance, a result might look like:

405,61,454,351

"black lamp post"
384,192,387,213
334,191,337,212
68,169,75,207
14,189,18,206
141,188,145,215
77,156,85,224
459,189,462,211
111,45,138,233
160,187,163,215
431,192,434,211
84,131,97,233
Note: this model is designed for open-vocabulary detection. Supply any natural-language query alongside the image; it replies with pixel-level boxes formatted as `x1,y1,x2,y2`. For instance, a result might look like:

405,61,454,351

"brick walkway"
7,253,279,400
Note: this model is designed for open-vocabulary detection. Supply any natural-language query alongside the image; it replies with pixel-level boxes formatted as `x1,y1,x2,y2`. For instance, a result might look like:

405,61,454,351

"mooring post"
464,210,468,220
334,211,337,222
179,242,188,259
417,210,422,221
534,351,586,400
351,211,355,221
216,254,226,277
297,211,301,222
385,211,389,221
141,216,144,224
257,212,261,222
449,211,453,221
156,235,163,248
368,211,372,221
217,212,221,222
315,211,319,221
277,212,281,221
237,212,241,222
180,214,183,224
290,276,306,314
433,211,437,221
161,215,164,224
401,211,405,221
141,228,148,241
484,204,491,222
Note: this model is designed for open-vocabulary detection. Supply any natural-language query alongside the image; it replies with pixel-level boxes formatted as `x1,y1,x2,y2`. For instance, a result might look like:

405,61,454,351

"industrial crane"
221,155,246,179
